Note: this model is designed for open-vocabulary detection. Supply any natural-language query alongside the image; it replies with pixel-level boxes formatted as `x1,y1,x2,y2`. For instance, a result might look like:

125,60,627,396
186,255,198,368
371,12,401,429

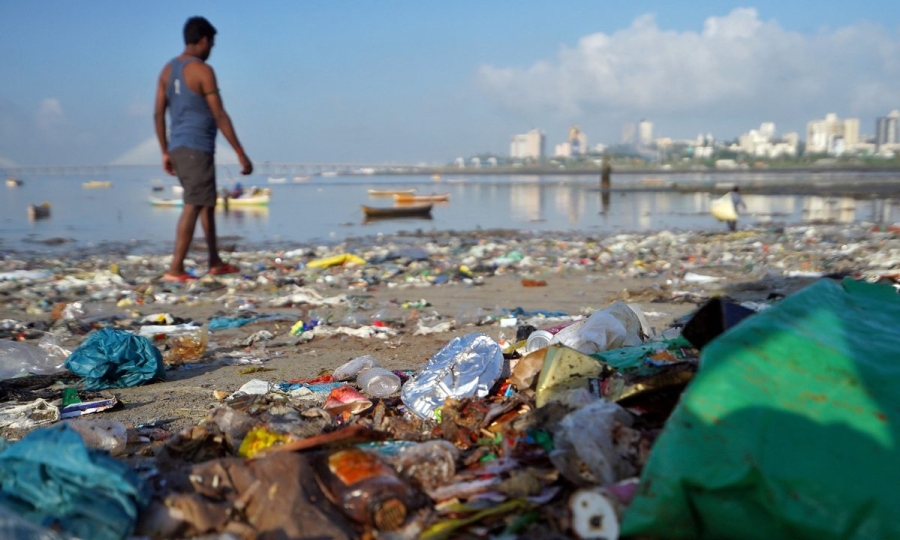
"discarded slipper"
162,273,197,283
208,263,240,276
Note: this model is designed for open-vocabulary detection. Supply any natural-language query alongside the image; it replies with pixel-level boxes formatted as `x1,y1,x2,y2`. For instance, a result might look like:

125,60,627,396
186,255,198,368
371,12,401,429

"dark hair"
183,17,217,45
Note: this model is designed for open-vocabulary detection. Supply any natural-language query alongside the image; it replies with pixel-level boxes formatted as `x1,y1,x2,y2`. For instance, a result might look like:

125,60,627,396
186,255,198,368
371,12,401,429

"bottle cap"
373,498,407,530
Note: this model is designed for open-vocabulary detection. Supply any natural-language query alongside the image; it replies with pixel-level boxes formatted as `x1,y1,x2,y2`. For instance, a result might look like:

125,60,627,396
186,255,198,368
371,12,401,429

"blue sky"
1,1,898,167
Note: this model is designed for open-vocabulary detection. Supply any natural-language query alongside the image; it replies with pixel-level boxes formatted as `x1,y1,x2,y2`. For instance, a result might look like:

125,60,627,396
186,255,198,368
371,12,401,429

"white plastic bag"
551,301,643,354
0,335,69,380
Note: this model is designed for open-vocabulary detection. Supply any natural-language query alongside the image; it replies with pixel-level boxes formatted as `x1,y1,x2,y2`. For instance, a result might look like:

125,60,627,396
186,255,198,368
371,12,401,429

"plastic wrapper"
0,398,60,430
64,418,127,456
401,333,503,420
0,334,69,380
384,440,459,493
550,399,636,486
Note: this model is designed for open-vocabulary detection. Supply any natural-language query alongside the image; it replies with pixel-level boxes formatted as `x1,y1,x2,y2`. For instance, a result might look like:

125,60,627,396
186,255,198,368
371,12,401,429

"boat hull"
393,193,450,202
83,181,112,189
27,203,51,220
361,203,432,218
150,194,270,207
368,188,417,197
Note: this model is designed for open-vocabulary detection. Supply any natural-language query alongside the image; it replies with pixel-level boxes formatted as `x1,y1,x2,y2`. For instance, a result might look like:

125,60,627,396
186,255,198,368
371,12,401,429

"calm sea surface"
3,168,900,257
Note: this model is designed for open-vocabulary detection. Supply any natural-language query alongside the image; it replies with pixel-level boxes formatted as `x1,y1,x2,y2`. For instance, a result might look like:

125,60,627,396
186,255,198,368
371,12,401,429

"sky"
1,1,899,167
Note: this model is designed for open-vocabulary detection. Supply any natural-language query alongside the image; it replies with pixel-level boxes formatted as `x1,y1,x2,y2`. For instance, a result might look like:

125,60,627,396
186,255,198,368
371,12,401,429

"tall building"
876,110,900,148
568,125,587,156
510,129,545,160
806,113,860,155
638,119,653,147
621,122,636,145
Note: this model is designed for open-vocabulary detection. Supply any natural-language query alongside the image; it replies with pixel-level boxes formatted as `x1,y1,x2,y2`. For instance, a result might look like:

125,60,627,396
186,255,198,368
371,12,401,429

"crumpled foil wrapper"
401,333,503,419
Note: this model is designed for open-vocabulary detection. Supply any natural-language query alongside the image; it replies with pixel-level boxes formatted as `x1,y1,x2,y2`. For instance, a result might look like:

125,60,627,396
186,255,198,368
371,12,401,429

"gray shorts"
170,147,216,206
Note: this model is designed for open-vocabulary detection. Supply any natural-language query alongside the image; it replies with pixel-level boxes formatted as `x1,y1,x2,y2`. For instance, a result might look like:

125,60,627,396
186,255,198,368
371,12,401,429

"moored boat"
368,188,417,197
151,188,270,207
27,202,51,220
393,192,450,203
267,176,287,184
83,180,112,189
6,177,23,187
361,203,432,218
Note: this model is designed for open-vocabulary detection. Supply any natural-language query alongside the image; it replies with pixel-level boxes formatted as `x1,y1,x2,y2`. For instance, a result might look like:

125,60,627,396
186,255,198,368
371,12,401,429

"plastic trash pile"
1,223,900,538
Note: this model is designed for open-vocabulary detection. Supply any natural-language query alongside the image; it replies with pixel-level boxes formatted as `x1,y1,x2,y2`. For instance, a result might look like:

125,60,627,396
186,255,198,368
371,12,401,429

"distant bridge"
2,162,437,177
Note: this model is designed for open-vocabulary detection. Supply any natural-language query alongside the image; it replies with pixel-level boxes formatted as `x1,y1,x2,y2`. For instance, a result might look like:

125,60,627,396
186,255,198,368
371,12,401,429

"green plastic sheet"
0,424,148,540
622,278,900,539
64,328,165,390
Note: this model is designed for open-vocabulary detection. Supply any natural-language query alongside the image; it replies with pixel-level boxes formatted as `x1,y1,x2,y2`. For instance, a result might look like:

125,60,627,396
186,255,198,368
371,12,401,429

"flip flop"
163,273,198,283
208,263,240,276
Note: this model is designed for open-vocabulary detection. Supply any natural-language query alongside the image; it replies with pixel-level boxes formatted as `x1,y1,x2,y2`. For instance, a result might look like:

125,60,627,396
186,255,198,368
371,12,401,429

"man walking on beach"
154,16,252,282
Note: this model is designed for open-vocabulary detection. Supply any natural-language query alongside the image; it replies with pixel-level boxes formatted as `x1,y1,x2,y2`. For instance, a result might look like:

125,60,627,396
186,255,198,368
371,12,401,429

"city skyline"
2,2,900,167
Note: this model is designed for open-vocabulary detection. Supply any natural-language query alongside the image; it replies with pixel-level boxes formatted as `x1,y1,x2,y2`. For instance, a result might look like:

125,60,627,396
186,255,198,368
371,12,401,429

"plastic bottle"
357,368,401,397
333,354,380,381
314,448,418,531
525,330,554,353
388,440,459,491
163,324,208,364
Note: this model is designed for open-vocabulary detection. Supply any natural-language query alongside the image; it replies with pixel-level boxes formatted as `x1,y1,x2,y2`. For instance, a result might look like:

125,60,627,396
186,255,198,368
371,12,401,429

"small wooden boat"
368,188,417,197
150,190,270,207
83,180,112,189
362,203,432,218
393,192,450,203
293,176,312,183
6,177,22,187
27,202,51,220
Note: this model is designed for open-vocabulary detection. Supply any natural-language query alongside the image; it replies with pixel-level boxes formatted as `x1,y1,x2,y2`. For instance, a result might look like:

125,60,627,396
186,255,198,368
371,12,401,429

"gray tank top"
166,57,216,153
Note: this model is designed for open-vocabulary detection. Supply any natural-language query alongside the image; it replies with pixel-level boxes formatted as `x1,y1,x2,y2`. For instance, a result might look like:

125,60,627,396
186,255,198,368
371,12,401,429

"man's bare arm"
154,65,175,175
199,65,252,174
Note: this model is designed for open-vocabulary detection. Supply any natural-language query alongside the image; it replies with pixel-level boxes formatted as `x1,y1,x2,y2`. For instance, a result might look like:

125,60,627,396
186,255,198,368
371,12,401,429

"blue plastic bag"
64,328,165,390
0,424,148,540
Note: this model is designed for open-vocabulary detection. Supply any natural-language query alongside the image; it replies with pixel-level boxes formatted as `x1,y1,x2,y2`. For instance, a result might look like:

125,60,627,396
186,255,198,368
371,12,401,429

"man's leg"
198,205,224,268
167,204,202,277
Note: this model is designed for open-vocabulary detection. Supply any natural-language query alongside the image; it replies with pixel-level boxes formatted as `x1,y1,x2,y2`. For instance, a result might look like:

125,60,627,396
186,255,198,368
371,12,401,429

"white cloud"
476,8,900,136
37,98,67,131
110,136,240,166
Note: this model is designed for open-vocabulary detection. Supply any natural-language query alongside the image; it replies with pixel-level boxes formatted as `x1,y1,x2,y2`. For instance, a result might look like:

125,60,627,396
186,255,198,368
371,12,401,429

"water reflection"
220,206,270,225
801,196,856,223
510,184,544,222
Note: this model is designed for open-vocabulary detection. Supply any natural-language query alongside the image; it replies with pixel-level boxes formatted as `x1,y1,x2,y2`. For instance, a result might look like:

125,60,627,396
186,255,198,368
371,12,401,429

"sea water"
2,169,900,257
